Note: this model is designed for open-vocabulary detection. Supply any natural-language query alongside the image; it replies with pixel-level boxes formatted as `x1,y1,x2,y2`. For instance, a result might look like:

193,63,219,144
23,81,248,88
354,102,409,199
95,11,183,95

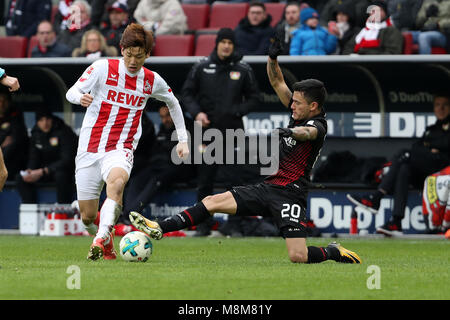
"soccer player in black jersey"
129,37,362,264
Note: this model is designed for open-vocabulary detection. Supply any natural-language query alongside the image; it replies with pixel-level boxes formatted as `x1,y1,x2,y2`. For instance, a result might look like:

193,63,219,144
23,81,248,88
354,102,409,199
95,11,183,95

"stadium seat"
152,34,195,56
0,36,28,58
402,32,413,54
265,3,285,27
194,34,217,56
208,3,248,29
431,47,447,54
182,4,210,31
27,35,39,57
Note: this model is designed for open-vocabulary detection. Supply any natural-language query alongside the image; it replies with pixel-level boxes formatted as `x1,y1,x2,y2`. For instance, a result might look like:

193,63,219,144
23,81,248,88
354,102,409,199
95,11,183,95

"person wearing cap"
15,109,78,204
289,7,338,55
342,0,403,54
101,1,131,53
181,28,260,236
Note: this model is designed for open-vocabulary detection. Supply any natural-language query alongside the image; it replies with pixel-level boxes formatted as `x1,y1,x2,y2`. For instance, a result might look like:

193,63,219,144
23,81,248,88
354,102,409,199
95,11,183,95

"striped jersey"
66,58,187,154
265,110,327,188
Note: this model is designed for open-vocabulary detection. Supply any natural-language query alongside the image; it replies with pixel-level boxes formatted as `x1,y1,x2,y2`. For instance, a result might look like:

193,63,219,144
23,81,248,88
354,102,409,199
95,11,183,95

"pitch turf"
0,235,448,300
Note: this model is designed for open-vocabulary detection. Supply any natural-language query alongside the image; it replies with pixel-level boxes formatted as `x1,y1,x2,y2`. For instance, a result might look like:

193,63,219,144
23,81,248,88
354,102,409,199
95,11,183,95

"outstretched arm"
267,57,292,108
266,37,292,108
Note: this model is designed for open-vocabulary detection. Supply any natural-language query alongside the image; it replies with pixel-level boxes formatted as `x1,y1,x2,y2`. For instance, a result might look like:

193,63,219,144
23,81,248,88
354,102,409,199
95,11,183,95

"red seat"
0,36,28,58
265,3,285,27
194,34,217,56
182,4,210,31
402,32,413,54
27,35,39,57
208,3,248,29
431,47,447,54
152,35,195,56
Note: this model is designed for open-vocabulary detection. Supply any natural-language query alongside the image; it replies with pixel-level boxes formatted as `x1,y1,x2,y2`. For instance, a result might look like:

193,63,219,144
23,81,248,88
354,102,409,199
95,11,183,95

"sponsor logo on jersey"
106,89,145,107
283,136,297,147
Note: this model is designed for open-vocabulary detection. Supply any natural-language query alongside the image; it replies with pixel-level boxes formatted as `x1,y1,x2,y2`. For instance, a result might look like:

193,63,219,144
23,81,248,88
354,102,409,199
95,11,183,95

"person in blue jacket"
289,7,337,56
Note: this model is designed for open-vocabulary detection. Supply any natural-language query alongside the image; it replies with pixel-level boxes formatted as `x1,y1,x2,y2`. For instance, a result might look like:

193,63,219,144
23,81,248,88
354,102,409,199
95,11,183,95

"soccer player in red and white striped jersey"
66,23,189,260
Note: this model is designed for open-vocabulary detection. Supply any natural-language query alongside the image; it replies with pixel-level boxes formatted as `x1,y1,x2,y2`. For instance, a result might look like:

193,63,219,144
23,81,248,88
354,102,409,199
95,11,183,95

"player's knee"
288,249,308,263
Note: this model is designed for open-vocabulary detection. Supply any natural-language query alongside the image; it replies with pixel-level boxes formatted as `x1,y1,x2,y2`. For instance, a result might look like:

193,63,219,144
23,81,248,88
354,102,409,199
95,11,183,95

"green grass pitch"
0,235,448,300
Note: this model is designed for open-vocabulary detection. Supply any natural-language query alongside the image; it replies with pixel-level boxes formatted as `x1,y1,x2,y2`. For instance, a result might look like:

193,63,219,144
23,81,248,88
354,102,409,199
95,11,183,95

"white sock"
95,198,122,240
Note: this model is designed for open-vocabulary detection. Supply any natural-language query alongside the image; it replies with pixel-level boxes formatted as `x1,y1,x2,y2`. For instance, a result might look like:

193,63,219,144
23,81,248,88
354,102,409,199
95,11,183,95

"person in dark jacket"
0,88,29,181
100,1,131,54
122,102,196,222
56,0,96,51
15,109,78,204
347,92,450,235
274,1,304,56
342,0,403,55
327,2,361,54
5,0,52,38
234,1,276,55
31,20,72,58
181,27,260,236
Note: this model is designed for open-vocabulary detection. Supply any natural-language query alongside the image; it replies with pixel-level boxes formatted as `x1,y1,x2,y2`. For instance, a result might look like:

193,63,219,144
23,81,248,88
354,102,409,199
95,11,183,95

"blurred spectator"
57,0,96,51
327,2,361,54
289,7,337,55
122,103,196,222
181,28,260,236
347,92,450,236
53,0,75,33
134,0,187,36
320,0,371,28
31,20,73,58
101,1,131,53
72,29,118,58
0,87,29,181
274,2,305,56
410,0,449,54
388,0,424,31
90,0,139,27
15,109,78,204
342,0,403,54
234,1,275,55
5,0,52,38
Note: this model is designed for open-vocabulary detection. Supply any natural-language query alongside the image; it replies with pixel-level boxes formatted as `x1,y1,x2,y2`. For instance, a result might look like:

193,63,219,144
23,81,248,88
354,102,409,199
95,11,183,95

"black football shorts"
230,182,308,238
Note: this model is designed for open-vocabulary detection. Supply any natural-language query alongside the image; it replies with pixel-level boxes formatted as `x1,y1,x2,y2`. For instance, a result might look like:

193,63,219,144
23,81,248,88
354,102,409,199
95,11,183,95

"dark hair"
434,92,450,101
120,23,154,54
292,79,327,109
249,1,266,11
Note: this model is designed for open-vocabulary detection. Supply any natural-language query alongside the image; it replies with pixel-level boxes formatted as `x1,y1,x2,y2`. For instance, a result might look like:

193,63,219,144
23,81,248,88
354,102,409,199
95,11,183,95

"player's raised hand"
1,75,20,92
176,141,190,160
80,93,94,107
268,32,284,60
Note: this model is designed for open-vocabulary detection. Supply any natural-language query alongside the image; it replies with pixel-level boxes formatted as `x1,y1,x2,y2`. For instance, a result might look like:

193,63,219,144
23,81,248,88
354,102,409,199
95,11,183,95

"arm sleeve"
236,65,260,116
0,68,5,79
181,62,203,119
151,72,188,143
66,60,104,105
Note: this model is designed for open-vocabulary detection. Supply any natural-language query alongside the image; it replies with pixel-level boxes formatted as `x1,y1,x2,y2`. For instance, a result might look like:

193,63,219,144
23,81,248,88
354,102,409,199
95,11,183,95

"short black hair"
292,79,327,109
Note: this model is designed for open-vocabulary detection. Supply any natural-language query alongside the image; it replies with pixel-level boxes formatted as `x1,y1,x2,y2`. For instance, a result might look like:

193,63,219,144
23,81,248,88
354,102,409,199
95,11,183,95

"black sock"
159,202,211,233
307,246,340,263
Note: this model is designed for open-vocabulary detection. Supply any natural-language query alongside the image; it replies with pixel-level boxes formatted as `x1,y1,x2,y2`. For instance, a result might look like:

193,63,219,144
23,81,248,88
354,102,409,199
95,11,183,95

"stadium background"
0,55,448,234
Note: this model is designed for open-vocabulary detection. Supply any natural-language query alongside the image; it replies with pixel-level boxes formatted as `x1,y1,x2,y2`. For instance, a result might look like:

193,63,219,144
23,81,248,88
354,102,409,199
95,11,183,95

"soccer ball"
119,231,153,262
